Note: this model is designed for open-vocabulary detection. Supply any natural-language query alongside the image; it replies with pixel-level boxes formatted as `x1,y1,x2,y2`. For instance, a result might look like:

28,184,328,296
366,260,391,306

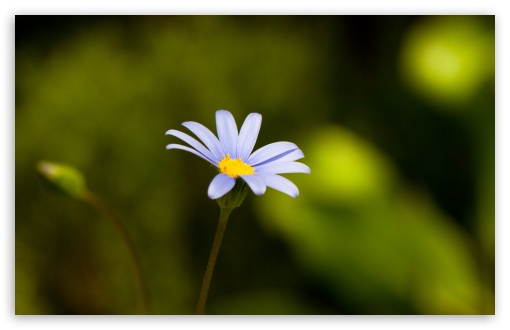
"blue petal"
208,173,236,199
247,141,298,166
258,173,299,198
166,129,218,164
237,113,262,161
182,121,225,162
166,144,217,166
240,174,266,195
274,149,304,163
216,110,239,158
254,161,311,175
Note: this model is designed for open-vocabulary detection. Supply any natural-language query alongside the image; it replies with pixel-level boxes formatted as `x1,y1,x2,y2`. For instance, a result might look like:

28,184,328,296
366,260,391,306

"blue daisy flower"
166,110,311,199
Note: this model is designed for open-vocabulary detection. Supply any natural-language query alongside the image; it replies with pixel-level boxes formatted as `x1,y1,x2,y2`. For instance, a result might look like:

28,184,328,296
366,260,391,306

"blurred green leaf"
256,126,490,314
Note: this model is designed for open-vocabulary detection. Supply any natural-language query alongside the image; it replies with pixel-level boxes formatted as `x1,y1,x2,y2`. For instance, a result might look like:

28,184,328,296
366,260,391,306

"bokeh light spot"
400,16,494,108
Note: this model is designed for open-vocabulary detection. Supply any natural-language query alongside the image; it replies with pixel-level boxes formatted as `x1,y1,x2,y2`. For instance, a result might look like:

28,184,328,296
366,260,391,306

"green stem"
81,191,151,314
195,207,232,315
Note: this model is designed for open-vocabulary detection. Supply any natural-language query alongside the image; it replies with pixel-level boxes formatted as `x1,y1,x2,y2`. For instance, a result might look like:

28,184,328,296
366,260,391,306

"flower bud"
36,160,87,198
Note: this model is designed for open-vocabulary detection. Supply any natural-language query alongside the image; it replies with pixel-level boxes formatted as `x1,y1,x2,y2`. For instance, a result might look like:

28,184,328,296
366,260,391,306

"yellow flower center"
218,154,254,178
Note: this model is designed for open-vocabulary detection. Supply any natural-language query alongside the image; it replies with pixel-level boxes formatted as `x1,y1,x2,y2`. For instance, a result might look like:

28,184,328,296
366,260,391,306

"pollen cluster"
218,154,254,178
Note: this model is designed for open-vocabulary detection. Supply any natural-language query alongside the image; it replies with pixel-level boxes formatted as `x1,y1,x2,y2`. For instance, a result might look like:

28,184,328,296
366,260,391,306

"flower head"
166,110,310,199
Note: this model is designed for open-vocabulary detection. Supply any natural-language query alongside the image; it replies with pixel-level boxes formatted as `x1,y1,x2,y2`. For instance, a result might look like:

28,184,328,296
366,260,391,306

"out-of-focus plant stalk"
80,191,151,315
37,160,150,314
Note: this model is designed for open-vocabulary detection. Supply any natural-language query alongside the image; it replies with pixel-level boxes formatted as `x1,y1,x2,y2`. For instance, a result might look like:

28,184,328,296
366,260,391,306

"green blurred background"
15,15,495,315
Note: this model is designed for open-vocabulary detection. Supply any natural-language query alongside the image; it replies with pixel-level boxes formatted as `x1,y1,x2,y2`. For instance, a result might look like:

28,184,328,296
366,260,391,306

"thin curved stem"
81,190,151,314
195,207,231,315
